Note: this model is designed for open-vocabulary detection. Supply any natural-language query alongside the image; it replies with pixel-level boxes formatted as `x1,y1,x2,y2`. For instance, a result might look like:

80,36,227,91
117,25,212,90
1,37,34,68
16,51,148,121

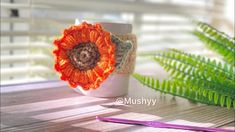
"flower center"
68,42,100,71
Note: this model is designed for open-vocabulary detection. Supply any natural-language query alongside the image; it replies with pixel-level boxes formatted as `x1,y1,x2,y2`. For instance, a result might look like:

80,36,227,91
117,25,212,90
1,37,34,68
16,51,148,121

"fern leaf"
134,22,235,109
194,22,235,66
133,49,235,109
133,73,235,109
154,50,235,97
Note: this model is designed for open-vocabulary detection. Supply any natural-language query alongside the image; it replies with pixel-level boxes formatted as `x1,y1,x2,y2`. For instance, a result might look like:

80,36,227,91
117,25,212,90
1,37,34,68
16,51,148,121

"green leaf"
214,93,219,104
194,22,235,66
226,97,232,109
220,95,225,107
133,21,235,109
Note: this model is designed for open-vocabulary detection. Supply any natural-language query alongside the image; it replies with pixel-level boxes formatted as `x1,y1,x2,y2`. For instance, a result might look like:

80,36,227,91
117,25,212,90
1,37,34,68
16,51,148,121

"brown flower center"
68,42,100,71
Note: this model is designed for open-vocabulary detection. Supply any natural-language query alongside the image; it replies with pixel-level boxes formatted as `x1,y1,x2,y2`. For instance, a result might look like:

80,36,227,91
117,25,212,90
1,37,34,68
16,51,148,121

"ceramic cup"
73,20,134,97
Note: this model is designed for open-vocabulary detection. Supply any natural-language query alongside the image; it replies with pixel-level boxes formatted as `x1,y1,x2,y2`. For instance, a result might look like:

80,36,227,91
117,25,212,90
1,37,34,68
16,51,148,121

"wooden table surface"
1,78,234,132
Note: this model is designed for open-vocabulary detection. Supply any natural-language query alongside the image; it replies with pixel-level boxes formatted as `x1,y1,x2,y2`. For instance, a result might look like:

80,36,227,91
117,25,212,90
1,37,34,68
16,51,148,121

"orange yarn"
53,22,116,90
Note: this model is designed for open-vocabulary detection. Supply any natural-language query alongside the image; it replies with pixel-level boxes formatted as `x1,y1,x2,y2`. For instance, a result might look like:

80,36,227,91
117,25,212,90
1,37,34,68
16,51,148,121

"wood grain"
1,78,234,132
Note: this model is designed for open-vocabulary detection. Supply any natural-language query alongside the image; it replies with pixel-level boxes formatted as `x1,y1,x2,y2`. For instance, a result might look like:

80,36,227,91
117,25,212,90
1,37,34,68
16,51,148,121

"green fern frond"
193,22,235,66
133,49,235,109
133,73,235,108
155,49,234,83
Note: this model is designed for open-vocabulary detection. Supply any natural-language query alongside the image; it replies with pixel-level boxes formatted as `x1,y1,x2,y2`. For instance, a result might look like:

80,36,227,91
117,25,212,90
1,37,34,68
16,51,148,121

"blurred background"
1,0,234,85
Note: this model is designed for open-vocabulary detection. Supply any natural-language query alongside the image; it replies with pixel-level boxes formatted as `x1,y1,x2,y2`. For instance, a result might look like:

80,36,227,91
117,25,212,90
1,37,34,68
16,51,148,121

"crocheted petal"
90,30,100,43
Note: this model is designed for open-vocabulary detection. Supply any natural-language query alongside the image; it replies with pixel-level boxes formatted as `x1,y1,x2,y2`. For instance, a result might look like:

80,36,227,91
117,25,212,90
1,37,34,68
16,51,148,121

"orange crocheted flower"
53,22,116,90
